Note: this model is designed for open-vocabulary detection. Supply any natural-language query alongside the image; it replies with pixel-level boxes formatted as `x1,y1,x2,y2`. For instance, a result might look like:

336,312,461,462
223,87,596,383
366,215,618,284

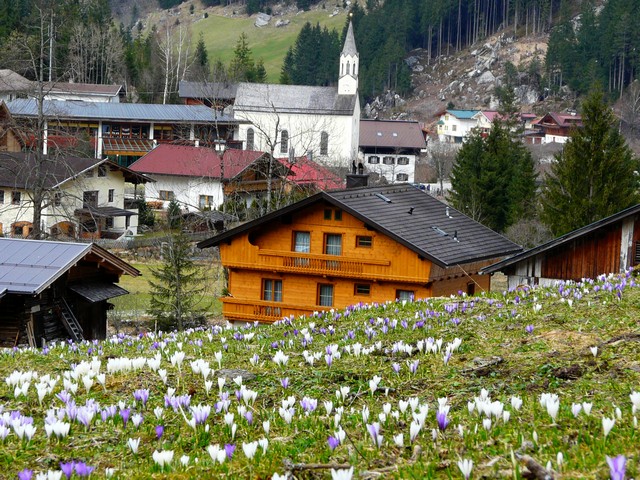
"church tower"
338,21,359,96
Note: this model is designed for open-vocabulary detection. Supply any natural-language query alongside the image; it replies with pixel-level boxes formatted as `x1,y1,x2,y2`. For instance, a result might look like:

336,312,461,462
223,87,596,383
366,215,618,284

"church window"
280,130,289,154
247,128,255,150
320,132,329,155
346,62,350,75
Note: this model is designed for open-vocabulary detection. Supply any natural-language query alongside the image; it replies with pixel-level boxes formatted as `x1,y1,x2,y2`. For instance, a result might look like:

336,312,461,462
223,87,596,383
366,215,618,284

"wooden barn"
482,204,640,289
198,184,521,324
0,238,139,347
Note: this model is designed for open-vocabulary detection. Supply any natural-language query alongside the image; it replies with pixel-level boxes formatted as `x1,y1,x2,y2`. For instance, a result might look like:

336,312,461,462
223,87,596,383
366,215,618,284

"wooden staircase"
55,298,84,342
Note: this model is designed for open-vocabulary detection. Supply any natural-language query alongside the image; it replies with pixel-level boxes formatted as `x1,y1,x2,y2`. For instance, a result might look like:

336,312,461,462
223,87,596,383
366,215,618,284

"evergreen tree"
449,122,537,232
229,33,254,81
280,47,294,84
541,90,640,236
190,33,210,81
254,58,267,83
148,231,209,332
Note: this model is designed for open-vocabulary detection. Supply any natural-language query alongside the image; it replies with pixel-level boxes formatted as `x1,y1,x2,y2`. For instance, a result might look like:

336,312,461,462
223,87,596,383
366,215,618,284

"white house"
436,109,479,143
0,153,150,239
359,119,427,183
43,82,125,103
233,22,360,168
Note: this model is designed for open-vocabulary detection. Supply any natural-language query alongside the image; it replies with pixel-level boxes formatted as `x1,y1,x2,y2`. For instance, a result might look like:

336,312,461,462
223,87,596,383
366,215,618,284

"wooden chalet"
482,205,640,289
198,184,521,323
0,238,139,347
535,111,582,143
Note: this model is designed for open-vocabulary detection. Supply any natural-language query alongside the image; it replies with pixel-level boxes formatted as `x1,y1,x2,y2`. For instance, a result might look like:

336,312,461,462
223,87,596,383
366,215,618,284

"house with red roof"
534,111,582,144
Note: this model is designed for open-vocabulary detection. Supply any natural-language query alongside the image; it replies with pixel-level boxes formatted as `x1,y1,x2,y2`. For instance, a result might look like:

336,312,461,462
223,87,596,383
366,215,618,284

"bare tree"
157,21,194,104
619,80,640,138
428,140,456,196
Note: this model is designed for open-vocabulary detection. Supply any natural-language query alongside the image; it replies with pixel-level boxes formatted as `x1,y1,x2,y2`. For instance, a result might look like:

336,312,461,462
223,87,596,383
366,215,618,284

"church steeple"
338,21,358,96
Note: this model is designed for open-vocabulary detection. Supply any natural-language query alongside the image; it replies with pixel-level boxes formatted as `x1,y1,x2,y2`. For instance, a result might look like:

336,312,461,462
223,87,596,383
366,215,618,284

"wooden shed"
0,238,139,347
482,204,640,289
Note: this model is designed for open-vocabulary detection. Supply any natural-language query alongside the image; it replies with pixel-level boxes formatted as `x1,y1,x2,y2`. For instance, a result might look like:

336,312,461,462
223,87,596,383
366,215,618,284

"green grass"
1,272,639,479
191,8,348,82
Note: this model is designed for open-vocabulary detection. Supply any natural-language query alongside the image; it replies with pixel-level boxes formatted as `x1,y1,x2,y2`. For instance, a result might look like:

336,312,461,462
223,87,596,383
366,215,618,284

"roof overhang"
68,282,129,302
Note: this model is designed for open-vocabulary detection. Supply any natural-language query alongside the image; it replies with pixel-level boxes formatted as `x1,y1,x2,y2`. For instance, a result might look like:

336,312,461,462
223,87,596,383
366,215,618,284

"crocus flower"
328,436,340,450
458,458,473,479
120,408,131,428
436,410,449,431
59,462,75,480
74,462,94,477
280,378,289,389
602,417,615,437
17,469,33,480
331,467,354,480
224,443,235,460
525,325,534,334
155,425,164,439
606,455,626,480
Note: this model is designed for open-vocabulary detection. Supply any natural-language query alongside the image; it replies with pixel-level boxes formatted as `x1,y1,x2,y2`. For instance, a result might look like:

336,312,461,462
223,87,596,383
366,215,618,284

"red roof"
279,156,344,190
536,112,583,128
129,144,266,179
359,119,426,149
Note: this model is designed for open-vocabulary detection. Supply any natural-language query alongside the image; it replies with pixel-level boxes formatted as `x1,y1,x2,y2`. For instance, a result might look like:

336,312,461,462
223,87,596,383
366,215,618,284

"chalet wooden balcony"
221,297,317,323
223,249,426,283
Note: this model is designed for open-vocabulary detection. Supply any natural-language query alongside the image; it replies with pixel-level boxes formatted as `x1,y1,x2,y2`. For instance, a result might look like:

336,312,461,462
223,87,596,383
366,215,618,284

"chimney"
346,162,368,188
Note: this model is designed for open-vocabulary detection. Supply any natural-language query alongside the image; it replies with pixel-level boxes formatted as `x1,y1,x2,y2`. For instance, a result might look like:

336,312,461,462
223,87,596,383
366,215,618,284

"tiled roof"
537,112,583,128
359,119,426,149
6,99,238,124
446,109,479,119
198,184,521,266
0,153,150,189
46,82,123,96
179,81,237,100
0,69,32,92
0,238,139,295
234,83,356,115
129,144,266,180
280,156,344,190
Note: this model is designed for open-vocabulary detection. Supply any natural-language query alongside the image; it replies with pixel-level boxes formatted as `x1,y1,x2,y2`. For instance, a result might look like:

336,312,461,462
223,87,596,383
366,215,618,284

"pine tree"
449,123,537,233
190,33,210,80
541,90,640,236
148,231,209,332
229,33,254,81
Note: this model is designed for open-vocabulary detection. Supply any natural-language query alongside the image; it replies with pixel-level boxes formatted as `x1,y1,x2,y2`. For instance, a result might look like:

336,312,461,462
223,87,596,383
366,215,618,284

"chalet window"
383,156,395,165
12,191,21,205
635,241,640,265
84,168,94,178
53,192,62,207
262,279,283,302
108,189,115,203
452,125,457,132
397,157,410,165
334,210,342,221
280,130,289,154
246,128,255,150
354,284,370,295
318,284,334,307
396,289,414,302
199,195,214,210
83,191,98,208
0,191,4,204
368,156,380,164
13,225,23,236
320,131,329,155
293,231,311,253
324,209,332,220
396,173,409,181
356,235,372,247
106,217,114,229
324,234,342,256
98,165,107,177
159,190,174,201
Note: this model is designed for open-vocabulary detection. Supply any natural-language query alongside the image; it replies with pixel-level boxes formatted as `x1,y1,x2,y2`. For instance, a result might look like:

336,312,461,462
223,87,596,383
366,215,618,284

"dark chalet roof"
0,238,139,295
482,203,640,274
198,184,521,267
359,119,426,149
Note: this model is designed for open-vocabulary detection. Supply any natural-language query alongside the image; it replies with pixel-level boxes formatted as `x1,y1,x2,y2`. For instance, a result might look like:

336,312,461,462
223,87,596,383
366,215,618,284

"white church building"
233,22,360,168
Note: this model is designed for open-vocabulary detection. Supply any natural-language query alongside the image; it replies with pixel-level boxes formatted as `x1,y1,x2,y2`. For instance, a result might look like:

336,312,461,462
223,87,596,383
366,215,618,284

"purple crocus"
156,425,164,439
328,436,340,450
225,443,235,460
525,324,534,334
74,462,94,477
280,378,289,389
606,455,626,480
436,410,450,431
133,389,150,407
17,469,33,480
60,461,75,479
119,408,131,428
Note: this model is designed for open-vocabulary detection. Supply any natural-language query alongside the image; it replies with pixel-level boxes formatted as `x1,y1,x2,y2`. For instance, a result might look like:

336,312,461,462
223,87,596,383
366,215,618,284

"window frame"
108,189,115,203
0,190,4,204
396,289,415,302
354,284,371,295
382,156,395,165
320,131,329,155
324,233,342,256
199,195,214,210
396,173,409,181
292,231,311,253
397,157,410,165
317,283,334,307
246,127,255,150
159,190,175,201
356,235,373,248
280,129,289,154
368,155,380,164
98,165,107,177
11,191,21,205
262,279,283,302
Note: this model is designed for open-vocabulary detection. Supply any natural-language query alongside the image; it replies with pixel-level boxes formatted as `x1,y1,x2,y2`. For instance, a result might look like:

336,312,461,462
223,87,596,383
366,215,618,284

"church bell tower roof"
342,21,358,56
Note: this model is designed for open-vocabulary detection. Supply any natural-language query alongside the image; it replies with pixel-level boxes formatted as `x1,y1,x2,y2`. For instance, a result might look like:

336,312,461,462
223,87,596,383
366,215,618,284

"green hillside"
191,9,348,83
1,271,640,478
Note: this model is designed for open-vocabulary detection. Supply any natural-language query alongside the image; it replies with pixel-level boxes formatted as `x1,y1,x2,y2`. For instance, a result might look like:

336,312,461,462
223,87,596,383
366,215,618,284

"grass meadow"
1,271,638,479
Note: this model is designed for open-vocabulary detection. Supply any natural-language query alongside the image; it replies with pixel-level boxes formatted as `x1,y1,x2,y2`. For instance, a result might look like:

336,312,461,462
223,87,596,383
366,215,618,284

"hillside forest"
1,0,639,105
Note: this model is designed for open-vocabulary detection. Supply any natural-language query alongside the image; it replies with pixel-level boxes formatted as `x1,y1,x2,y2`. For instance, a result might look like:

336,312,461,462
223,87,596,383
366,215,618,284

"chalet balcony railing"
257,250,390,277
221,297,317,323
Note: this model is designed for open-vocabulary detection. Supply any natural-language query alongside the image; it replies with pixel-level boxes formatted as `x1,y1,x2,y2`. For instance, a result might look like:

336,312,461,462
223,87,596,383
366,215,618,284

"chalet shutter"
634,241,640,265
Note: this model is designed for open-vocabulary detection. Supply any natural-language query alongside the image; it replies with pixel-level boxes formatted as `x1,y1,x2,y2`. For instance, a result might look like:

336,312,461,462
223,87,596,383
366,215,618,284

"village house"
359,119,427,184
232,22,360,167
179,80,238,109
198,183,521,324
43,81,125,103
0,70,32,103
0,152,150,239
534,111,582,144
436,109,479,143
5,98,243,166
0,237,139,347
482,204,640,289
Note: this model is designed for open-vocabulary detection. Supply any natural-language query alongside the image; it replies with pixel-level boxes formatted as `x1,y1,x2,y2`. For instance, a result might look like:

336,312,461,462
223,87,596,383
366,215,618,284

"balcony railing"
221,297,318,323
